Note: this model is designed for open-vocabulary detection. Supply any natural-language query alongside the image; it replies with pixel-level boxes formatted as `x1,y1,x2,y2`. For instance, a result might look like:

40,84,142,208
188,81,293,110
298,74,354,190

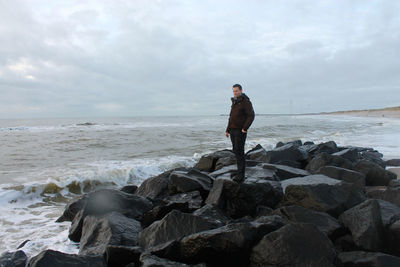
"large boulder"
280,175,366,217
205,178,283,218
168,169,213,198
249,223,336,267
178,219,284,266
195,150,234,172
139,253,206,267
317,166,366,191
138,210,216,249
105,245,143,267
79,212,142,256
332,148,360,163
135,167,188,199
27,250,106,267
305,152,353,173
271,205,342,237
141,191,203,227
337,251,400,266
245,144,268,162
264,143,308,166
262,163,310,180
353,160,396,186
0,250,27,267
192,204,230,228
360,150,386,168
338,199,384,251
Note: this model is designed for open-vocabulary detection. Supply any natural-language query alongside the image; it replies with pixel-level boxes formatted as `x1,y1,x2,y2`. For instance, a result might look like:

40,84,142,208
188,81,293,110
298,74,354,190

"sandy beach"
320,106,400,118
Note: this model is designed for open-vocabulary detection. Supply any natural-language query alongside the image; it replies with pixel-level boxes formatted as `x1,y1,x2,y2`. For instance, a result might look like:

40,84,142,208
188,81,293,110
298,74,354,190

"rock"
27,250,106,267
281,175,366,217
261,163,310,180
243,164,280,182
249,223,336,267
360,150,386,168
305,152,353,173
245,144,268,162
276,140,302,148
271,205,342,237
168,169,213,198
56,194,89,222
205,178,283,218
135,168,180,199
376,199,400,227
179,220,283,266
0,250,27,267
332,148,360,163
195,150,234,172
138,209,216,249
139,253,206,267
208,164,237,179
141,191,202,228
264,143,308,166
105,245,143,267
192,204,230,228
386,220,400,256
386,159,400,166
215,156,236,170
353,160,396,186
79,212,142,256
338,199,384,251
68,210,84,242
317,166,366,191
366,186,400,207
337,251,400,266
120,185,138,194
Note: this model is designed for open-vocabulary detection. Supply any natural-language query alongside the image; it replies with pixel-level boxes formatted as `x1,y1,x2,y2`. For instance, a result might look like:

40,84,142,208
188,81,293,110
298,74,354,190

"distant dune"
318,106,400,118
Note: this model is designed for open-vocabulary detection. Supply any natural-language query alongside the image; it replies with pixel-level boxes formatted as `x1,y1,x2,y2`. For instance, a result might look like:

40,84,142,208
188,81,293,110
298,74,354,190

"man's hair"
232,84,242,91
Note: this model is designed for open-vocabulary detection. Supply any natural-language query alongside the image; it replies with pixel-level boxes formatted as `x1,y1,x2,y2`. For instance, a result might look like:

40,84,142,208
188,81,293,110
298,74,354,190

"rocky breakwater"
2,140,400,266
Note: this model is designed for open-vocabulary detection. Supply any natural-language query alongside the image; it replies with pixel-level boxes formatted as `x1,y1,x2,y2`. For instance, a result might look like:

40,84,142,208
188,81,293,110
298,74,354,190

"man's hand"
241,129,247,133
225,131,229,137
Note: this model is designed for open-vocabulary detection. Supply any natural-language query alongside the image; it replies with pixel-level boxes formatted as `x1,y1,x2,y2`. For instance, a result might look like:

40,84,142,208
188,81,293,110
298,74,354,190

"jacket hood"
231,93,249,103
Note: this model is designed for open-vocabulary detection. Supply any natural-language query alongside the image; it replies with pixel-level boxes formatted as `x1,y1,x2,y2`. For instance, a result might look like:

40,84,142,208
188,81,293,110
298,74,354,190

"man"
225,83,255,183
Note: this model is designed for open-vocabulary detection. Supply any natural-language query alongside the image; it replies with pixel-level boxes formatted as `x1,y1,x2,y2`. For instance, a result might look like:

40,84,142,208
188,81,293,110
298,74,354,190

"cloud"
0,0,399,118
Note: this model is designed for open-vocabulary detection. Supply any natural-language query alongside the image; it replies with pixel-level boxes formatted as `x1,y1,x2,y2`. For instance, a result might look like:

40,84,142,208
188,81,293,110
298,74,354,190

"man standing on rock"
225,84,255,183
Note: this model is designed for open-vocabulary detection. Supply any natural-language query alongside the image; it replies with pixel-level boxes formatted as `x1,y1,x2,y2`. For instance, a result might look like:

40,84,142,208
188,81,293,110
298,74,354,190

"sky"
0,0,399,118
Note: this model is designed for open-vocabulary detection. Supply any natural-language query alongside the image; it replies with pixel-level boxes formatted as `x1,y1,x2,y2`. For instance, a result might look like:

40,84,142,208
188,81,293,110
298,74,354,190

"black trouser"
229,128,247,179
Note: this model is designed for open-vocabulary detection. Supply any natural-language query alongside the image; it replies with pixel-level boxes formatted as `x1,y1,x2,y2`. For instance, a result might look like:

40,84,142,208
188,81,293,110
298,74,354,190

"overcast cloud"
0,0,399,118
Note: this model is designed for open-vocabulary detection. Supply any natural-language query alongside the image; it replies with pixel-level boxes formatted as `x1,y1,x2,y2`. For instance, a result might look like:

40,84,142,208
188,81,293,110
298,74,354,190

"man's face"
232,87,242,98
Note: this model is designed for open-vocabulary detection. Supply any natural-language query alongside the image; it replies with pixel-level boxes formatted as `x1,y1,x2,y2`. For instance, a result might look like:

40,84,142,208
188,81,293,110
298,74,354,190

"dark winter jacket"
226,93,255,132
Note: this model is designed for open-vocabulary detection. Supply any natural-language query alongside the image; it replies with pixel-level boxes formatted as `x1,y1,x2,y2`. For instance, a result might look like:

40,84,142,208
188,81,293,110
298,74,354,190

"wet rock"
317,166,366,191
281,175,366,217
337,250,400,267
79,212,142,256
261,163,310,180
139,253,206,267
245,144,268,162
353,160,396,186
28,250,106,267
138,210,216,249
338,199,384,251
305,152,353,173
332,148,360,163
179,220,283,266
105,245,143,267
195,150,234,172
168,169,213,198
0,250,27,267
386,159,400,166
120,185,138,194
135,168,184,199
271,205,342,237
141,191,202,228
360,150,386,168
264,143,308,166
205,178,283,218
249,223,336,267
192,204,230,228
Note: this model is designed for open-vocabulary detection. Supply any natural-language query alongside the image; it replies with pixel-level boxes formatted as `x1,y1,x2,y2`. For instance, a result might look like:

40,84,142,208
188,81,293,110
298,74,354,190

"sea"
0,114,399,257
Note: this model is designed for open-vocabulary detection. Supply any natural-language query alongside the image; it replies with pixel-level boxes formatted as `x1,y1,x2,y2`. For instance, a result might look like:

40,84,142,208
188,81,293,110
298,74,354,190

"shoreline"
317,106,400,118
